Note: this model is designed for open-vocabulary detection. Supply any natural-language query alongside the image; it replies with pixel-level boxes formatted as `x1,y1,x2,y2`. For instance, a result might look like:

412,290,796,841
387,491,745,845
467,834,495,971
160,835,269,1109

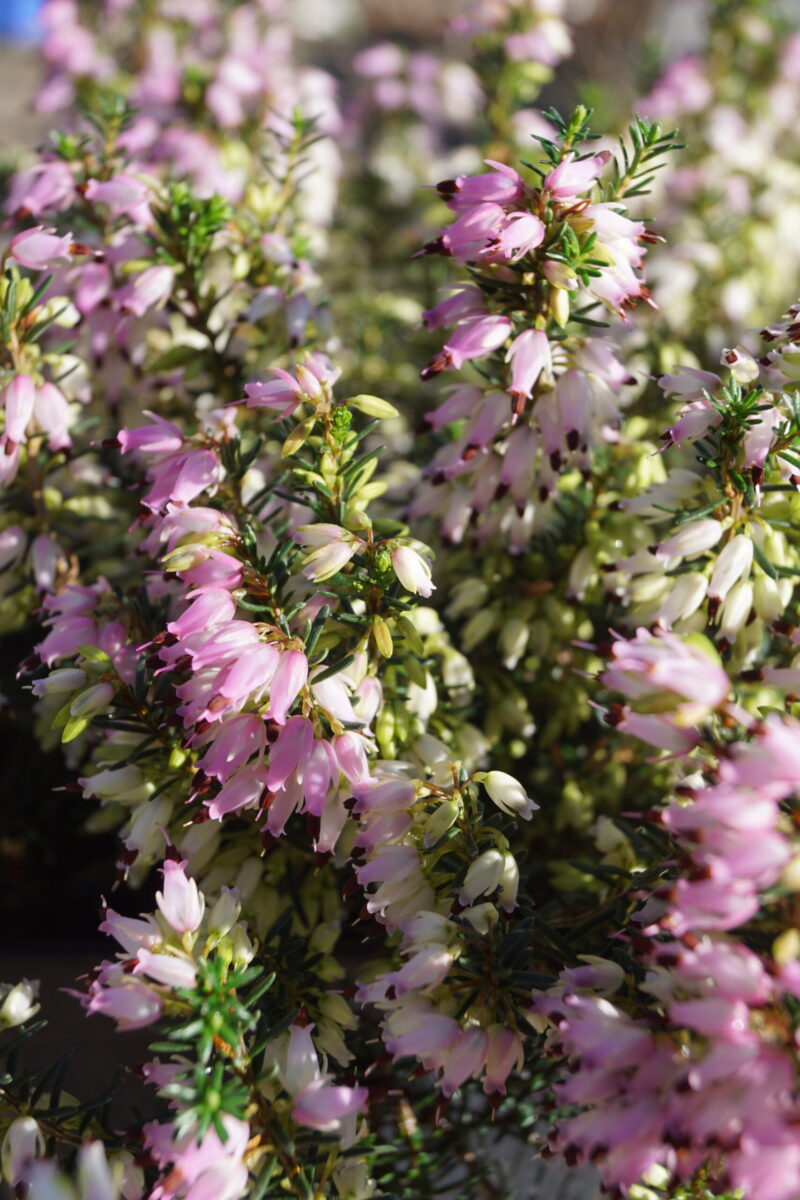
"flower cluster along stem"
3,5,800,1200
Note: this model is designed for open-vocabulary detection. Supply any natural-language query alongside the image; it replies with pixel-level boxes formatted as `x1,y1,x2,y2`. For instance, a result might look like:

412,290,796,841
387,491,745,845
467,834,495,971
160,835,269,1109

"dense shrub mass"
3,2,800,1198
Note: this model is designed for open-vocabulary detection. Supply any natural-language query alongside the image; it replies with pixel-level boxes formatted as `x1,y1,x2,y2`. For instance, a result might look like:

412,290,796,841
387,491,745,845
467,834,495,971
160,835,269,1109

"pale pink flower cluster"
600,627,730,755
144,1115,250,1200
268,1024,367,1137
352,42,482,129
0,373,73,485
12,1138,143,1200
77,859,366,1159
75,859,220,1029
451,0,572,70
358,908,525,1098
34,580,137,676
36,0,342,209
604,312,800,643
635,9,800,341
533,716,800,1199
410,146,650,547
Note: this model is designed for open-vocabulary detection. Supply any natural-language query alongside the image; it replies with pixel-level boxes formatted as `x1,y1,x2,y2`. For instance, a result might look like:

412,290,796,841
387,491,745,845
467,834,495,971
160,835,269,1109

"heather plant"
329,0,579,431
3,3,800,1200
636,0,800,353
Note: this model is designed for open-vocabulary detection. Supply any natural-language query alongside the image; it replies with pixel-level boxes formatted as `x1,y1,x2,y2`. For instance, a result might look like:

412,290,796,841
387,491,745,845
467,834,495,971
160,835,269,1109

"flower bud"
294,364,324,400
0,979,40,1028
69,682,115,719
657,519,723,560
753,574,788,622
773,928,800,966
718,579,753,639
156,860,205,934
372,616,394,658
347,394,399,419
561,954,625,995
282,416,316,458
80,765,149,803
483,771,538,820
231,922,256,967
461,608,496,651
708,534,753,602
4,375,36,443
782,854,800,892
207,887,241,939
30,667,87,696
549,284,572,328
483,1025,525,1095
0,524,26,574
332,1157,375,1200
161,542,215,573
720,345,759,383
543,259,578,290
446,578,489,618
567,545,596,600
76,1142,123,1200
441,648,475,689
460,902,498,935
656,572,708,628
497,853,519,912
499,617,529,669
423,799,460,847
318,991,356,1029
390,545,435,597
459,849,505,906
2,1117,44,1184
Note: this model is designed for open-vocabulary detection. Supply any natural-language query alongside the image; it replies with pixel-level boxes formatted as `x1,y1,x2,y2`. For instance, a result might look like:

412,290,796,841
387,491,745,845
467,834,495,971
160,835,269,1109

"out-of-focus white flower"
0,979,40,1029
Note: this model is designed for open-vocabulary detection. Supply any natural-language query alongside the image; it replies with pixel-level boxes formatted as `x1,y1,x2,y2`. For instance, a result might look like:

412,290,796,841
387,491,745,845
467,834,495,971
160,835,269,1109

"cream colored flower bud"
718,579,753,638
761,523,787,562
281,416,316,457
0,979,40,1029
441,648,474,689
499,617,529,669
549,285,571,328
347,394,399,419
543,259,578,290
459,849,505,906
208,887,241,938
497,853,519,912
423,799,460,847
31,667,86,696
753,574,785,622
460,902,499,934
781,854,800,892
708,534,753,601
372,616,394,658
231,923,256,967
658,519,723,560
773,928,800,965
446,578,489,618
69,683,115,719
2,1117,44,1185
567,545,596,600
656,572,707,628
484,771,538,820
406,670,437,719
319,991,357,1029
461,608,496,651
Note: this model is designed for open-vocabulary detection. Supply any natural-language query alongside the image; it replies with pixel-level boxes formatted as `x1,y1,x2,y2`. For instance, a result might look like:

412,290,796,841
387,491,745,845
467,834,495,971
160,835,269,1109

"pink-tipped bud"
3,375,36,444
155,859,205,934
